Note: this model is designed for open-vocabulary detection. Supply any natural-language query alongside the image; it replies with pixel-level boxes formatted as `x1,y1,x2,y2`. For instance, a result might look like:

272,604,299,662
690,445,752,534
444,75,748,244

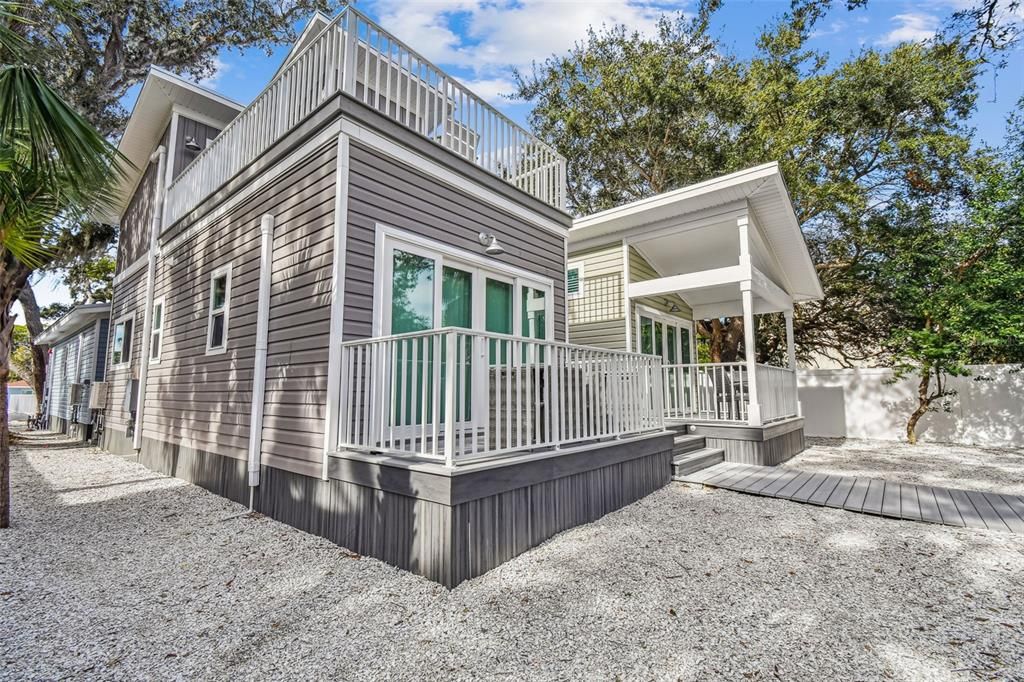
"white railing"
756,363,800,423
662,362,800,424
165,7,567,225
337,328,663,464
663,362,748,423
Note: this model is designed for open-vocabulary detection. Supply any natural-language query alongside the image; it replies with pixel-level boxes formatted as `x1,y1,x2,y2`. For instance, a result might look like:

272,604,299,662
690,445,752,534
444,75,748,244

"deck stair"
670,431,725,479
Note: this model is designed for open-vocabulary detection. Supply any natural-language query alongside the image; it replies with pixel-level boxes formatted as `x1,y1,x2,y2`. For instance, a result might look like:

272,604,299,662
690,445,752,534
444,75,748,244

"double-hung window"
149,297,165,363
111,314,134,367
206,264,231,354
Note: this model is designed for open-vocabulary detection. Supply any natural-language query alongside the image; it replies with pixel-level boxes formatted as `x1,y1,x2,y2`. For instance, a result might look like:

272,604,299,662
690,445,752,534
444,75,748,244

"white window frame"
149,296,166,364
372,225,555,340
635,303,695,363
566,261,585,300
206,263,232,355
110,313,135,369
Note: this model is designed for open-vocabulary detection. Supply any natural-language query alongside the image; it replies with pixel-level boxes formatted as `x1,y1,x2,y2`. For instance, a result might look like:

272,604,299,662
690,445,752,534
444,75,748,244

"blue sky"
25,0,1024,314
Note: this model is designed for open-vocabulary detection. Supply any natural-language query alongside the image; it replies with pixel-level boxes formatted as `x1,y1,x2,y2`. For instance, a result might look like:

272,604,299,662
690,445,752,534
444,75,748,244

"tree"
11,0,344,136
864,144,1024,441
1,5,126,528
513,0,983,367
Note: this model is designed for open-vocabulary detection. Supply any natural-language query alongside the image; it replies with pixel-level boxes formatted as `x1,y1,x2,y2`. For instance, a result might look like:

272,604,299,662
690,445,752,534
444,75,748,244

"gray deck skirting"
672,419,806,466
117,430,674,586
679,462,1024,534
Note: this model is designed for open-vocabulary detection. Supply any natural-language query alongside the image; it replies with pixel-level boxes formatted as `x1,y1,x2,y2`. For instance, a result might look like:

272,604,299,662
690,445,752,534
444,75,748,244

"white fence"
165,7,566,224
7,393,37,419
337,329,664,464
663,362,799,424
798,365,1024,447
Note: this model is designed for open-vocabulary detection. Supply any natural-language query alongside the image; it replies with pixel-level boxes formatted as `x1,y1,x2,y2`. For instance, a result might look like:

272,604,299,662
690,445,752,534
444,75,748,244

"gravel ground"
3,433,1024,681
790,438,1024,497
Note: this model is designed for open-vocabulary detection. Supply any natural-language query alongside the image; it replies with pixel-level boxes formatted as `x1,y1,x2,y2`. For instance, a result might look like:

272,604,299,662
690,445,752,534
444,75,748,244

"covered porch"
573,162,824,430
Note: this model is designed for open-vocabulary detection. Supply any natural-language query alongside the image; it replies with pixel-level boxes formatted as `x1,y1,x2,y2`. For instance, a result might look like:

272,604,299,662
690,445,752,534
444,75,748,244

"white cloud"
196,56,230,88
367,0,682,105
809,20,846,39
877,12,939,46
461,77,519,106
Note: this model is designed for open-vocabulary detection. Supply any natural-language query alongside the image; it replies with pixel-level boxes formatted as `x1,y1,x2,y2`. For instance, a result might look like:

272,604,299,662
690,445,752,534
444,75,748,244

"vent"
566,265,584,299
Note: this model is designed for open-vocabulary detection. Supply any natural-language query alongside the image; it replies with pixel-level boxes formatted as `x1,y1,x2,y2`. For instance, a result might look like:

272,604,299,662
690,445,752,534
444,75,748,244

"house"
34,303,111,439
567,164,824,467
100,8,818,586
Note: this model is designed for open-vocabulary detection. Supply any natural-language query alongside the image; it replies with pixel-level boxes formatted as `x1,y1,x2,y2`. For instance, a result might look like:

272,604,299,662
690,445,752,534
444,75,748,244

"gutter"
247,215,275,502
132,145,167,450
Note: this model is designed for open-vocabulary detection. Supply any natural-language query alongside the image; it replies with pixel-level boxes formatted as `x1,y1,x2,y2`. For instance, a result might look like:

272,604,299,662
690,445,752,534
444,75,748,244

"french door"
378,232,553,431
636,307,694,363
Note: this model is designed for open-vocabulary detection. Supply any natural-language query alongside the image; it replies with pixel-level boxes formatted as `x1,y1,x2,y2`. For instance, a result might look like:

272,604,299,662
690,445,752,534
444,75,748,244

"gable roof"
271,12,334,79
103,66,245,223
34,303,111,346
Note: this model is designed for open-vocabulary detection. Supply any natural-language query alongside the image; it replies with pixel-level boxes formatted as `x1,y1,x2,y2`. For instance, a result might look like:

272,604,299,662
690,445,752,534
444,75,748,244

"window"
206,264,231,354
111,314,134,367
149,298,165,363
636,305,694,363
566,263,584,299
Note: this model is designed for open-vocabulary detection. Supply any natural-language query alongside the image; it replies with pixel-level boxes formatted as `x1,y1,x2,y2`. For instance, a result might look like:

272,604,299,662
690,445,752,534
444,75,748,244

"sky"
23,0,1024,320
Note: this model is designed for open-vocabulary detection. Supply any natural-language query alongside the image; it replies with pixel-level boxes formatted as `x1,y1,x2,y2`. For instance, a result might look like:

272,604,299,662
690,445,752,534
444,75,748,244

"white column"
737,213,761,426
784,309,796,370
622,241,632,352
741,281,761,426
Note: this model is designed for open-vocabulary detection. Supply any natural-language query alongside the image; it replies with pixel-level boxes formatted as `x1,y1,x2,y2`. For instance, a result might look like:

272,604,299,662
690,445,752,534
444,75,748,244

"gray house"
101,9,819,586
35,303,111,440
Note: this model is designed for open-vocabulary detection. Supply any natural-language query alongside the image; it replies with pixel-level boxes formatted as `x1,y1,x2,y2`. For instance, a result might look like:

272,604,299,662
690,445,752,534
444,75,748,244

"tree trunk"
906,370,932,445
1,261,33,529
18,284,48,413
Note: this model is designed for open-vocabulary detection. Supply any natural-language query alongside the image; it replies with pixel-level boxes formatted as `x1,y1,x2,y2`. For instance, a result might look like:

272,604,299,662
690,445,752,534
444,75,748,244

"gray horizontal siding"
106,270,146,432
173,116,222,179
141,140,338,470
47,321,101,425
343,141,568,342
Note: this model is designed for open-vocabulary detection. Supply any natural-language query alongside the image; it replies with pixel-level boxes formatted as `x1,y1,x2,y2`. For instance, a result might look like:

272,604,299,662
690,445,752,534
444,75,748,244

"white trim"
205,263,232,355
147,65,245,111
323,133,351,479
160,120,343,252
372,225,555,339
627,265,746,299
341,119,570,237
171,103,234,133
622,241,632,352
566,261,585,300
249,215,276,488
148,297,165,364
113,254,149,286
110,313,135,369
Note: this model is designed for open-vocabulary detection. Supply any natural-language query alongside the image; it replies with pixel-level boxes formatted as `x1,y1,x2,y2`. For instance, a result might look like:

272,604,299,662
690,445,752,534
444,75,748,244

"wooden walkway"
678,462,1024,533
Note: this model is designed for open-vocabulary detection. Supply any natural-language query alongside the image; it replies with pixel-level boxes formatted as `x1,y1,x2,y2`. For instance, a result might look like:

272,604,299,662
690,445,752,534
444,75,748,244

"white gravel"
3,432,1024,680
790,438,1024,496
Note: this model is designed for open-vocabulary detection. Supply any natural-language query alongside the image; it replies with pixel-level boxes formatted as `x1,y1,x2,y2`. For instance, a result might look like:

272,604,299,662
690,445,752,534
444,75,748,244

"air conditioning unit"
68,383,84,405
89,382,110,410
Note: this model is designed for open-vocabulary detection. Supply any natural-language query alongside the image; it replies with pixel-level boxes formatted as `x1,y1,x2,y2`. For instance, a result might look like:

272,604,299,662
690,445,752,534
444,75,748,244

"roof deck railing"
165,7,567,225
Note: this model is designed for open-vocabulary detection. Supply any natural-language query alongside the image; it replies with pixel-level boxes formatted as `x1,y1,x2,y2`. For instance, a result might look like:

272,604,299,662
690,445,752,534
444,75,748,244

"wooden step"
672,447,725,478
672,434,707,456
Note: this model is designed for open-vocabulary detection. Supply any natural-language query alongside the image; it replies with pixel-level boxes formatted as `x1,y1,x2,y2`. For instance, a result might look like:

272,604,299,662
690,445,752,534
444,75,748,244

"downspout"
247,215,275,508
133,145,167,450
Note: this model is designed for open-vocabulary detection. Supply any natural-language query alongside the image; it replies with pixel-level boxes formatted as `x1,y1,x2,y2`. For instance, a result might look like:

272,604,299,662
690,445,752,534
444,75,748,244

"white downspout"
247,215,275,502
133,145,167,450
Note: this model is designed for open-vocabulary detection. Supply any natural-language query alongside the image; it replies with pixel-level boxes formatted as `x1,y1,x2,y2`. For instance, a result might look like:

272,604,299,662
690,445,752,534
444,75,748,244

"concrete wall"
798,365,1024,447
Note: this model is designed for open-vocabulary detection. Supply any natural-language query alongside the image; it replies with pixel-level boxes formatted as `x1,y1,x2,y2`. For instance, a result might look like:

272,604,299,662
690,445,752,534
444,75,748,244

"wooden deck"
677,462,1024,533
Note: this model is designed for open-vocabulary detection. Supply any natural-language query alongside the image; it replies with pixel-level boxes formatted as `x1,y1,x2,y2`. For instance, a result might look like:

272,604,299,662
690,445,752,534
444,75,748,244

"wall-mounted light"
668,302,681,313
478,232,505,256
184,136,203,152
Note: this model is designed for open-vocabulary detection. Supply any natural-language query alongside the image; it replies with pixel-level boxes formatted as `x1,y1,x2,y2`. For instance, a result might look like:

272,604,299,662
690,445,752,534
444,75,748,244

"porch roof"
34,303,111,346
570,163,824,305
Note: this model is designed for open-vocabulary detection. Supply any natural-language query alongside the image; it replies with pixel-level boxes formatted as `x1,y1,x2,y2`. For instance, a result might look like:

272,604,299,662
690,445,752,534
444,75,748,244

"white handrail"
662,362,798,424
337,328,663,464
165,7,567,225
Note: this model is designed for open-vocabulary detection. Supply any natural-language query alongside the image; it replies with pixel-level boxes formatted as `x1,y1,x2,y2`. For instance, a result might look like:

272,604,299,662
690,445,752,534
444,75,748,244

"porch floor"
678,462,1024,534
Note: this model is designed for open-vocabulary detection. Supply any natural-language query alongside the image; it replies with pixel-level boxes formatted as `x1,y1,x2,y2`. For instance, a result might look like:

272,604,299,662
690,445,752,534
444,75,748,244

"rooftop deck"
165,7,567,226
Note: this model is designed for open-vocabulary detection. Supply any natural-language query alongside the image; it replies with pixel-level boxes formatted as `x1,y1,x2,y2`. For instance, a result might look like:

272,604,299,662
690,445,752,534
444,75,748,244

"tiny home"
34,303,111,440
100,9,820,586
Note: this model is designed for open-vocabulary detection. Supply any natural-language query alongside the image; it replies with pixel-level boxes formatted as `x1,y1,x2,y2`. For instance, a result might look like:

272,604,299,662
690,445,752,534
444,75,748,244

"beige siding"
140,140,338,474
628,247,692,352
343,141,568,341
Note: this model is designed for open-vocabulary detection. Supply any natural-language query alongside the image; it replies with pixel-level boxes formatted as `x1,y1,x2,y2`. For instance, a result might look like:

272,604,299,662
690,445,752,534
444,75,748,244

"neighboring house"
34,303,111,440
101,9,820,586
7,380,36,422
568,164,824,464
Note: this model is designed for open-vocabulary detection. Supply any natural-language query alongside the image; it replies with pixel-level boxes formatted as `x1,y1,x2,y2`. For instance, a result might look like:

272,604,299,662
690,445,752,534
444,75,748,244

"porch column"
784,309,796,370
741,281,762,426
738,213,761,426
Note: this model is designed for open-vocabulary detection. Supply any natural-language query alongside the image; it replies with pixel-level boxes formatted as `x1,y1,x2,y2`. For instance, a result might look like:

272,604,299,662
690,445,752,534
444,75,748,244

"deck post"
784,309,802,417
738,213,762,426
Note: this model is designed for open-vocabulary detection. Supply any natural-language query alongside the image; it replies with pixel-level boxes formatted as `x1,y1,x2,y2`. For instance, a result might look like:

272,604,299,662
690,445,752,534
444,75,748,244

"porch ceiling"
570,162,824,302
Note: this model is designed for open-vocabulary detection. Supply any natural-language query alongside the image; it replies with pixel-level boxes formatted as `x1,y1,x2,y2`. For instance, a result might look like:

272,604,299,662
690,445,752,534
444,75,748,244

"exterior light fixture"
478,232,505,256
184,136,203,151
669,302,681,313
